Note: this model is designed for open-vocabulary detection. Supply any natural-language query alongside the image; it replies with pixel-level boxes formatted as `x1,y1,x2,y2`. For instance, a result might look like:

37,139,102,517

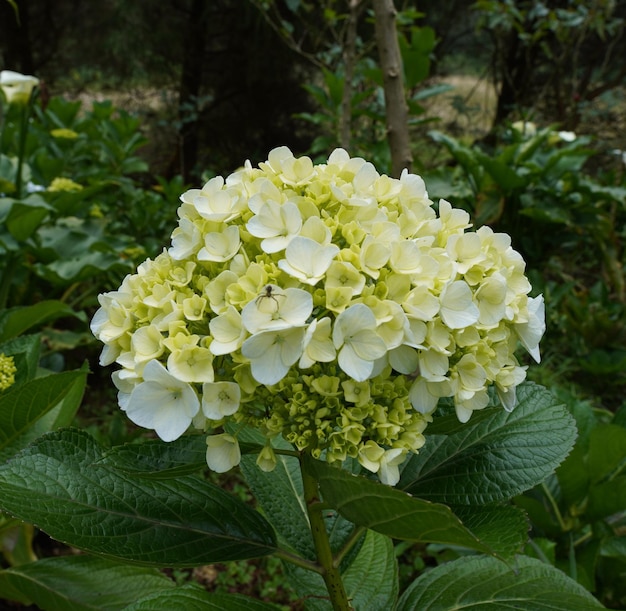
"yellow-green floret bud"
0,354,17,391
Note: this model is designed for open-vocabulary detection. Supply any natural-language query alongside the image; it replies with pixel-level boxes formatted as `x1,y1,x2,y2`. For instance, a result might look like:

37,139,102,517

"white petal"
515,295,545,363
439,281,480,329
338,345,375,381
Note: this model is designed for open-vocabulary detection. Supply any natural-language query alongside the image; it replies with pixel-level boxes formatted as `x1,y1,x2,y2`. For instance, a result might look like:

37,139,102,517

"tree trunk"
339,0,362,151
372,0,412,177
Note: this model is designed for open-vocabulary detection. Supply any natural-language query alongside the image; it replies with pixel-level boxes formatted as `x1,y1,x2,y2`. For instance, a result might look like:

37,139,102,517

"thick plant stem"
301,457,352,611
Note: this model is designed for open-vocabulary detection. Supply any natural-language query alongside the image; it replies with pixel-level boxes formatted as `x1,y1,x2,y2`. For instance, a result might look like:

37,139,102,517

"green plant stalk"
541,481,567,532
0,97,34,309
0,252,18,309
14,102,30,198
301,455,352,611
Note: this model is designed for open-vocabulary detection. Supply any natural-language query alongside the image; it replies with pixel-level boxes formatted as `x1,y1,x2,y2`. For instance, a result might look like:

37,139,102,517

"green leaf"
587,476,626,521
322,68,344,108
588,424,626,484
601,536,626,559
237,427,356,561
285,530,398,611
451,505,528,558
238,430,315,559
306,457,516,558
122,584,282,610
342,530,398,610
5,194,53,241
396,555,604,610
429,131,483,190
0,555,174,610
14,363,89,449
124,587,280,611
0,364,87,461
34,252,131,285
400,383,577,504
0,370,87,457
0,301,85,341
101,435,208,478
475,150,527,191
0,429,277,566
0,332,41,382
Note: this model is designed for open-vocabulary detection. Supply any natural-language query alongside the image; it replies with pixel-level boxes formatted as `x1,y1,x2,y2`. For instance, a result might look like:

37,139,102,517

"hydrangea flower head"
92,147,545,485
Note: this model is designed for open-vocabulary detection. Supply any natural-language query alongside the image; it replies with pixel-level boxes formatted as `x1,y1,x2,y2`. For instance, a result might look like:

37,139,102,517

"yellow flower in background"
91,146,545,484
50,128,79,139
0,354,17,391
48,177,83,192
0,70,39,105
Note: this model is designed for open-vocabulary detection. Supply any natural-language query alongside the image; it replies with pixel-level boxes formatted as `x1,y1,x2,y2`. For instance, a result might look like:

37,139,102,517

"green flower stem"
0,252,19,309
15,102,30,198
301,455,352,611
541,481,566,531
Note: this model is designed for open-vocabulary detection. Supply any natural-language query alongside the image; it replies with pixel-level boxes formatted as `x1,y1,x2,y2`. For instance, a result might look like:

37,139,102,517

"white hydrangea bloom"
92,145,545,484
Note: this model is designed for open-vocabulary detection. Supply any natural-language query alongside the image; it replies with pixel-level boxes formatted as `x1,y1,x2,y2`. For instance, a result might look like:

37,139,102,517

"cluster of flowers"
0,353,16,391
91,147,544,485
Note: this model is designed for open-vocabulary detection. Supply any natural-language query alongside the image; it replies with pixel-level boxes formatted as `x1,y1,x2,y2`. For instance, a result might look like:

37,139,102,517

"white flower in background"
511,120,537,137
557,131,576,142
0,70,39,105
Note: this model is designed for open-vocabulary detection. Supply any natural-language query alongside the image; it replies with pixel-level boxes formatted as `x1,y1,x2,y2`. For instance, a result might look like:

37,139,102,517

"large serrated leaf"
100,434,207,478
0,429,277,566
284,529,398,611
122,584,282,611
343,530,398,610
396,554,604,610
306,457,517,559
237,426,356,562
238,433,314,559
451,504,529,558
400,383,577,504
0,555,174,611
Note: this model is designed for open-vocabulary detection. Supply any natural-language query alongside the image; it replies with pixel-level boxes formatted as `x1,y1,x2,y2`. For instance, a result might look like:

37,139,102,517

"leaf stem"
541,481,566,531
273,547,323,574
334,524,365,566
301,454,352,611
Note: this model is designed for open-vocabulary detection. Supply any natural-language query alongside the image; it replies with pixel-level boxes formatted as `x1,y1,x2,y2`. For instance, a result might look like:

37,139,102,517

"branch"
372,0,412,177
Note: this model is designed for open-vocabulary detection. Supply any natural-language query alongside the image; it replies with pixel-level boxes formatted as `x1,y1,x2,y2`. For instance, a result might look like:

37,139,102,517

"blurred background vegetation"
1,0,626,608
